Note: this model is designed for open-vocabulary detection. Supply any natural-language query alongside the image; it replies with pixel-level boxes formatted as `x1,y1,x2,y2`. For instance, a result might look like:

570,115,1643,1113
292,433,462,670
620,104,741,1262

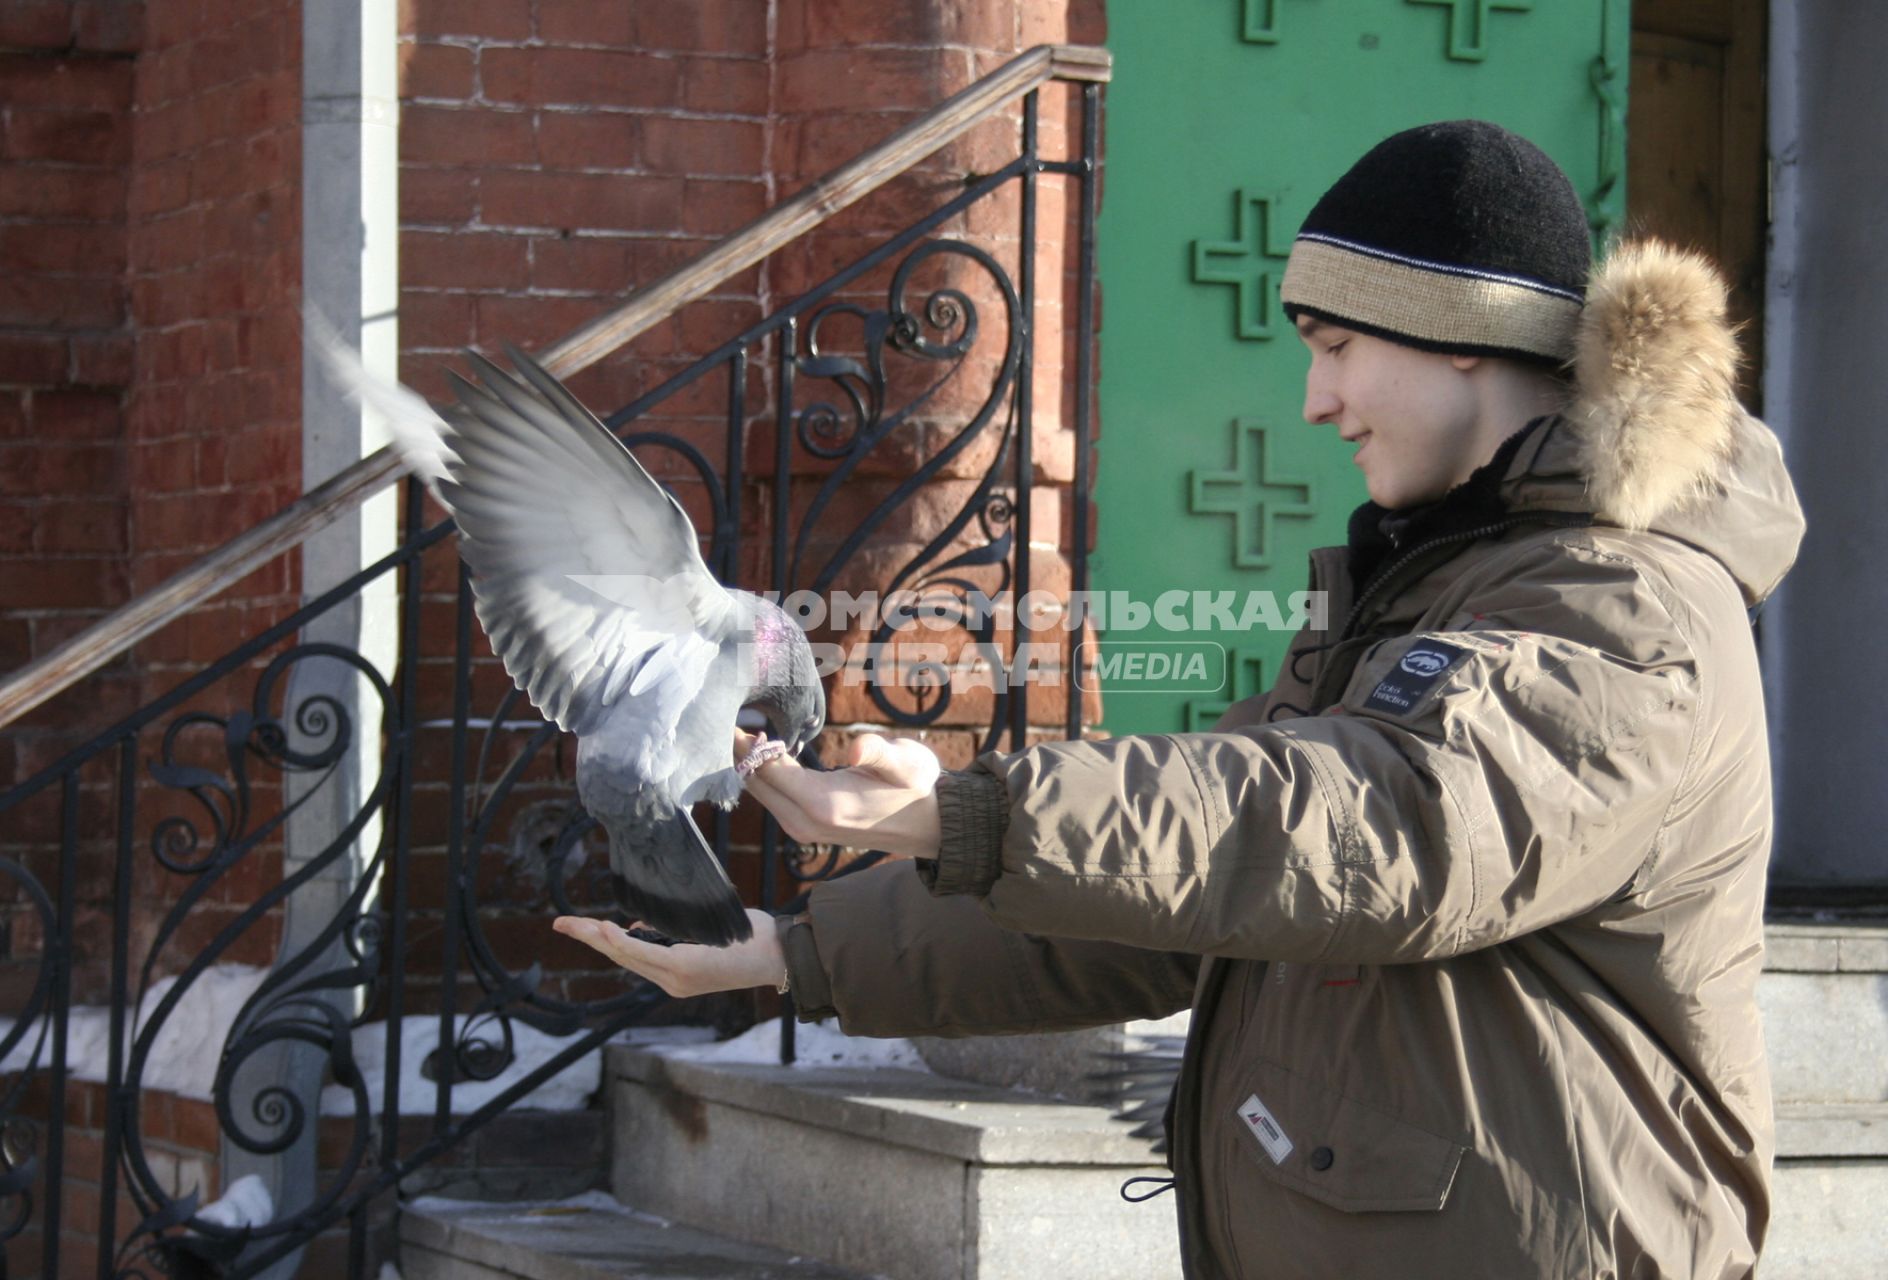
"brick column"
0,2,140,791
769,0,1104,769
0,3,140,1019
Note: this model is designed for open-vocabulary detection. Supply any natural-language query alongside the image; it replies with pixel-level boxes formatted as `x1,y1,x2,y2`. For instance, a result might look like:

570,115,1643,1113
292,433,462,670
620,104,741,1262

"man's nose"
1303,377,1340,425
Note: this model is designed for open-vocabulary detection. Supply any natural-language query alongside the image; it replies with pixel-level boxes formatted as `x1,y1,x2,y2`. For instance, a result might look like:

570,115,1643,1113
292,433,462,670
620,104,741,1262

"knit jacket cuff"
917,768,1010,897
775,912,835,1022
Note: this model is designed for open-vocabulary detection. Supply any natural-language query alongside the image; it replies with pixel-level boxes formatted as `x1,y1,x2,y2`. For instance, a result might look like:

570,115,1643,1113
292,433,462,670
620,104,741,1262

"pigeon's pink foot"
736,733,790,778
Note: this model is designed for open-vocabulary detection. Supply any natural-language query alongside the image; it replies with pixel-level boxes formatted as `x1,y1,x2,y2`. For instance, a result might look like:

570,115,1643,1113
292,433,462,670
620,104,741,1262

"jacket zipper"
1340,511,1592,641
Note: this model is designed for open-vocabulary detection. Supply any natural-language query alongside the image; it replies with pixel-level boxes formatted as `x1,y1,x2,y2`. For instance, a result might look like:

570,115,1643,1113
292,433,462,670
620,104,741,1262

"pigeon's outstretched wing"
312,333,768,944
436,349,737,740
307,322,733,738
436,352,758,944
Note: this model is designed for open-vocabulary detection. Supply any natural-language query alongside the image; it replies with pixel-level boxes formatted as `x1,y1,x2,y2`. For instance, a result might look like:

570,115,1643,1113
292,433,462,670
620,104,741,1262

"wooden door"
1628,0,1768,406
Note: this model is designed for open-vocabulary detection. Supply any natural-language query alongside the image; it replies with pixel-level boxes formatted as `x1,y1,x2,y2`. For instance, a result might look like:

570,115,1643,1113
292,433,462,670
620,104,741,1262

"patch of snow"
139,967,272,1096
1,966,914,1123
315,1015,709,1116
376,1263,402,1280
194,1174,274,1230
406,1188,631,1218
647,1017,931,1072
319,1015,603,1117
0,965,269,1101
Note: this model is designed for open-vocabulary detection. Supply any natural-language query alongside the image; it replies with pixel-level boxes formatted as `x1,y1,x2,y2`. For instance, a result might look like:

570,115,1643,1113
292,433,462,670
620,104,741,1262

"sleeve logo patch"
1399,649,1453,677
1364,638,1469,716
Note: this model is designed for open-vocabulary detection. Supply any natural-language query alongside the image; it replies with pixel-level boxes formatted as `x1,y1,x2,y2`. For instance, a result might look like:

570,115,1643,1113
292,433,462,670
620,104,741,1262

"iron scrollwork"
2,78,1101,1279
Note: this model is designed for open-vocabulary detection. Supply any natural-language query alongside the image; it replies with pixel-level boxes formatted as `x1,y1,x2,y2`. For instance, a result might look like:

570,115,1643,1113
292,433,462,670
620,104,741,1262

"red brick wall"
0,2,141,769
2,0,301,1064
114,0,304,979
126,0,302,692
0,0,304,737
768,0,1105,757
0,3,142,1058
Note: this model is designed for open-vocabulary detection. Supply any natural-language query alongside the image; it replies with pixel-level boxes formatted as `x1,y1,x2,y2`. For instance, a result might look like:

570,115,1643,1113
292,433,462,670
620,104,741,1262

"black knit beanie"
1279,120,1590,365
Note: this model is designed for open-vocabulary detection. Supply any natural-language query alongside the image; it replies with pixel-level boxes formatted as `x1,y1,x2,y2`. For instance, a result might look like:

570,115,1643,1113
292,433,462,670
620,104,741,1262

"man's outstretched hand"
553,909,784,997
554,732,943,995
737,729,943,858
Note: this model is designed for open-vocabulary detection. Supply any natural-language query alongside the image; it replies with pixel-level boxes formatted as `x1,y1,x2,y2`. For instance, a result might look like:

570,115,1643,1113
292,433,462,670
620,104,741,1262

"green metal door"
1093,0,1627,734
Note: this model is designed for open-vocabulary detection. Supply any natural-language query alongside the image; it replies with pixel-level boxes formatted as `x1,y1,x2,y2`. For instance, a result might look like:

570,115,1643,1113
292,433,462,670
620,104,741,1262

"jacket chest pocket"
1230,1058,1467,1213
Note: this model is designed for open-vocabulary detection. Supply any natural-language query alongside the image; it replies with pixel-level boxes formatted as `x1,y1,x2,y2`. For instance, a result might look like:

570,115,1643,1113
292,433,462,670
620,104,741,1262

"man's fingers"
849,733,887,770
739,754,828,844
555,916,671,979
848,733,940,788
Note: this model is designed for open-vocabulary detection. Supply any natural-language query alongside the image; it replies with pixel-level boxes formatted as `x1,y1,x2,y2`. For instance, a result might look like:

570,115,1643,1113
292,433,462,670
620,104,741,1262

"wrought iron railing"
0,54,1103,1280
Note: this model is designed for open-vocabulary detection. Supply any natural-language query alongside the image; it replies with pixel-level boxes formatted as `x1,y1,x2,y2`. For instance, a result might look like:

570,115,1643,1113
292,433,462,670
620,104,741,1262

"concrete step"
1777,1102,1888,1158
1760,922,1888,1108
606,1046,1178,1280
400,1192,873,1280
1764,1155,1888,1278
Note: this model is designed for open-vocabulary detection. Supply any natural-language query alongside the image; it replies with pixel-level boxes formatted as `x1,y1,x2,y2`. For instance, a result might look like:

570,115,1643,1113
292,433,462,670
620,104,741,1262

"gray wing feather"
435,352,736,736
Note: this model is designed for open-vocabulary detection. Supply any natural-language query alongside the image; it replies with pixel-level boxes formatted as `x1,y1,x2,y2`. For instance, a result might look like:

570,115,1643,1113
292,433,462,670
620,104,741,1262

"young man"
560,122,1804,1277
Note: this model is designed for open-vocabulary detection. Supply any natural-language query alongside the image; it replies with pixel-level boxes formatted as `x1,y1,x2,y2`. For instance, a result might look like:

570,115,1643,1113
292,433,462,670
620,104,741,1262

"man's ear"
1449,353,1481,372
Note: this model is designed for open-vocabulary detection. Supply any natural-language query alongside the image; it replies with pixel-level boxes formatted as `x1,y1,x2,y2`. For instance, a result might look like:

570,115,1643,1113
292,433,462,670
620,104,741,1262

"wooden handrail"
0,44,1111,730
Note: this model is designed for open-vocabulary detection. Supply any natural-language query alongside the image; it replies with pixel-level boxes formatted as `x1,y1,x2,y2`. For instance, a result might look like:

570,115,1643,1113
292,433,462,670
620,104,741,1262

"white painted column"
220,0,399,1263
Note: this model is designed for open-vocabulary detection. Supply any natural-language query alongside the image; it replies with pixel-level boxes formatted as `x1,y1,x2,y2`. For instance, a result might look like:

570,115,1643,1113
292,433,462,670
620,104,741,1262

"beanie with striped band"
1280,120,1590,365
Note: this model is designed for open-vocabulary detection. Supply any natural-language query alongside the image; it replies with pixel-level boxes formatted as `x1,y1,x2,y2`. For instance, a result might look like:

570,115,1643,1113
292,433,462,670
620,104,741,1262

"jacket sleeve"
922,537,1705,964
786,858,1199,1038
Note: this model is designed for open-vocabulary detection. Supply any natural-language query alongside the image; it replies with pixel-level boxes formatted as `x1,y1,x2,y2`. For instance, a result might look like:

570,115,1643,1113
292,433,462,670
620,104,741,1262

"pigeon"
312,327,825,946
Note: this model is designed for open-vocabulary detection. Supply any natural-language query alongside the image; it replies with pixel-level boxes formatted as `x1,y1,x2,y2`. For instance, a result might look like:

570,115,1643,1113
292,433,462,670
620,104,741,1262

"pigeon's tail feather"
603,806,753,947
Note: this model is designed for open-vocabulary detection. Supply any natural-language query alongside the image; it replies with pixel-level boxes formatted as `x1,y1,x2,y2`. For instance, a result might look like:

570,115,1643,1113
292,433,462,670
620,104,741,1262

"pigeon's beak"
786,715,824,759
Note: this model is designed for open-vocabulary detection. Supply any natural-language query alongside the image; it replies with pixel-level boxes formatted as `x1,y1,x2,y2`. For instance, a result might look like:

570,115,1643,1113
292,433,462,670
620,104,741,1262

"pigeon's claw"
736,732,790,778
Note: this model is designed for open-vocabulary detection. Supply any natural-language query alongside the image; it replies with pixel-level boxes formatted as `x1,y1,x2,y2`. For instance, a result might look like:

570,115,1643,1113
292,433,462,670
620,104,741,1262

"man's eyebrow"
1294,316,1324,338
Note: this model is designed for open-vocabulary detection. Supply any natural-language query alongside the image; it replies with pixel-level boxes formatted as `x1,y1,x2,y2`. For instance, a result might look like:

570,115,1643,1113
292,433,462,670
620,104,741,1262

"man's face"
1295,317,1483,510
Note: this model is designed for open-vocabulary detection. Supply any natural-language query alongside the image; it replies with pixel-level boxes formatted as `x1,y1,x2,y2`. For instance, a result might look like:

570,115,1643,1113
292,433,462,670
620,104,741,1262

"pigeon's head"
747,684,825,759
748,600,826,757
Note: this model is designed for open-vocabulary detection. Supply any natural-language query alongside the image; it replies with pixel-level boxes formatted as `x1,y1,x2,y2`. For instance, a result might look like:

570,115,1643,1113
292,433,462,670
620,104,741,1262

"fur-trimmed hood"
1505,239,1804,604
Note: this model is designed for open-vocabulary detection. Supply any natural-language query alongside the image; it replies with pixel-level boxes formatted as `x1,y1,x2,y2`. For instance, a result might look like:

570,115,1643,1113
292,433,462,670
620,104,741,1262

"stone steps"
400,1192,873,1280
1777,1102,1888,1158
1756,922,1888,1278
605,1047,1178,1280
1760,922,1888,1107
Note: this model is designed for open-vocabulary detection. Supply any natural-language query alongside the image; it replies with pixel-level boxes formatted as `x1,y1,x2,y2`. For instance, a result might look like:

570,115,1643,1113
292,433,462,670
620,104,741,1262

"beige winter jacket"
782,241,1805,1279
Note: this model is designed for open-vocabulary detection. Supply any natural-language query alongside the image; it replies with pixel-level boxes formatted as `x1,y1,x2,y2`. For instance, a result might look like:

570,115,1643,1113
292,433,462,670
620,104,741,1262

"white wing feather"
303,308,457,490
309,332,737,739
